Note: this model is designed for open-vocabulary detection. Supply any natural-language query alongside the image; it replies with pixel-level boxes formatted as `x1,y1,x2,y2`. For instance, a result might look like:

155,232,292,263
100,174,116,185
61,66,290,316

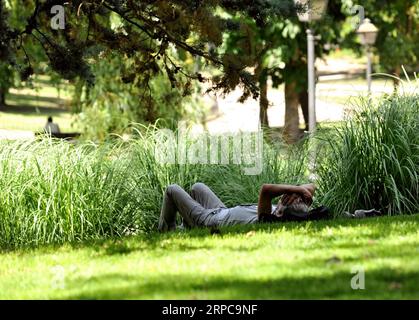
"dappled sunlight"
1,215,418,299
0,0,418,300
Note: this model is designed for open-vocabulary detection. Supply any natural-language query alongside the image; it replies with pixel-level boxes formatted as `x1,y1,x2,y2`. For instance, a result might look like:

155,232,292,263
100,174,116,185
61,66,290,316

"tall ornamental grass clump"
0,126,307,249
316,93,419,216
121,125,309,227
0,139,144,249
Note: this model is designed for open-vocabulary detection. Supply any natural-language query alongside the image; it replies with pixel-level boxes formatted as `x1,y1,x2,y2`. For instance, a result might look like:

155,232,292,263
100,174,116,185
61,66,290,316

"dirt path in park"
0,61,403,140
0,79,395,140
195,79,396,134
0,129,35,140
193,56,410,134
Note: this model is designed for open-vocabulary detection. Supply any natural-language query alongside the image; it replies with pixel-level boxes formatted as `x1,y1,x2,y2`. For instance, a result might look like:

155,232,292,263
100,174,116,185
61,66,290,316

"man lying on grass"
158,182,330,232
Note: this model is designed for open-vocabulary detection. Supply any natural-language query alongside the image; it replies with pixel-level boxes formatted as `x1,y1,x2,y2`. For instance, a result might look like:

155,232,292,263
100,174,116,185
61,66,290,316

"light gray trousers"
158,183,227,232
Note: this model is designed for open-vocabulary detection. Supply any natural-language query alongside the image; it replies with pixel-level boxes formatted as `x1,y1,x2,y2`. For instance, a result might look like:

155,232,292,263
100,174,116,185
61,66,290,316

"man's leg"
158,184,213,232
190,182,227,209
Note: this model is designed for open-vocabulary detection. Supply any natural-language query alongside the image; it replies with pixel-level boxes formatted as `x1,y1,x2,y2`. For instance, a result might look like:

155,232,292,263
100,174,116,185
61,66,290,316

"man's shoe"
353,209,382,218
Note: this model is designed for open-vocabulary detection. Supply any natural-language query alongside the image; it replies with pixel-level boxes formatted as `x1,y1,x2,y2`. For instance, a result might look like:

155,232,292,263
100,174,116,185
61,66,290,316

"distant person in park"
158,182,331,232
44,116,60,135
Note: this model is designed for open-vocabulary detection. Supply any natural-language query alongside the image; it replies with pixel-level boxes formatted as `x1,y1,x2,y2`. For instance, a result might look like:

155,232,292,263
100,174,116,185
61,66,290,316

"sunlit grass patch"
0,215,418,299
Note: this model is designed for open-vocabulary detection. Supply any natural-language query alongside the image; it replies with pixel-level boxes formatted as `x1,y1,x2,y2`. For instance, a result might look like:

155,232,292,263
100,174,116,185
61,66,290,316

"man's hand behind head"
299,187,313,205
281,193,300,206
282,187,313,206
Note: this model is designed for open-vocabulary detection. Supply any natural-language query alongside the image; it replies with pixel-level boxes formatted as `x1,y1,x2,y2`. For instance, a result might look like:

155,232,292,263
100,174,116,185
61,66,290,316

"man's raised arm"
257,184,313,219
257,184,298,218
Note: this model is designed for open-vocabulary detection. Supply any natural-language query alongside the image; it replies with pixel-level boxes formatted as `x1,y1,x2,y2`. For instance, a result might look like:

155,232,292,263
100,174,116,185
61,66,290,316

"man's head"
48,116,53,123
275,194,310,217
283,200,310,217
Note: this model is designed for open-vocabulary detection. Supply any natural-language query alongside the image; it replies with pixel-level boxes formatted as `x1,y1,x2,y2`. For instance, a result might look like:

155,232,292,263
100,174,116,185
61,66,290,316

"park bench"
35,131,81,140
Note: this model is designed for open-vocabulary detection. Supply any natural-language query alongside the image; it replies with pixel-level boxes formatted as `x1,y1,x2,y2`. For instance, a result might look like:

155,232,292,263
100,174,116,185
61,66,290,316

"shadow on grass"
2,92,69,116
166,214,419,241
2,214,417,255
62,214,418,258
1,214,416,256
91,238,215,257
28,77,67,86
1,103,67,116
61,267,419,299
6,92,68,105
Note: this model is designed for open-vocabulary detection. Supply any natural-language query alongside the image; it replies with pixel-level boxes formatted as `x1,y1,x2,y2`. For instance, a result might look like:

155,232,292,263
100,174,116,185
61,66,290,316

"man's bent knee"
166,184,182,196
191,182,206,193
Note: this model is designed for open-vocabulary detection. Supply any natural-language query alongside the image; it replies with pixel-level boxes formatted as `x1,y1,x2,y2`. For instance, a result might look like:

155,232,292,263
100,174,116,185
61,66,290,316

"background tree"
0,0,15,108
1,0,305,110
340,0,419,89
223,0,346,142
0,0,62,108
224,0,418,142
279,0,347,142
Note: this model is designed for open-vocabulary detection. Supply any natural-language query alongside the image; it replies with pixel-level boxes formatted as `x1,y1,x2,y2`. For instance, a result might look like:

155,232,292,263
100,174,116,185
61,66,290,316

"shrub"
0,126,307,249
122,125,308,227
316,93,419,216
73,54,208,142
0,139,142,248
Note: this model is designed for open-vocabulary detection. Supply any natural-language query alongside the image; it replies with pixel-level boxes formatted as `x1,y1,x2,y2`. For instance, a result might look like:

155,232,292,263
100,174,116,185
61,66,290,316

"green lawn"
0,109,77,132
0,76,76,132
1,215,418,299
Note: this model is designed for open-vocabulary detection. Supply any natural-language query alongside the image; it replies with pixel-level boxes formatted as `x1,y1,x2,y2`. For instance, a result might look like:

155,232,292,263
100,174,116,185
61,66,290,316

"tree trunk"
259,75,269,128
298,90,309,131
0,88,6,108
72,80,84,113
393,66,401,93
284,80,300,144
